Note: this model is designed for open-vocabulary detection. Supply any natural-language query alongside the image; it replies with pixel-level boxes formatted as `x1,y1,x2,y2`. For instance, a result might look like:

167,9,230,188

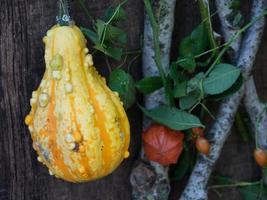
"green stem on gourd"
57,0,72,26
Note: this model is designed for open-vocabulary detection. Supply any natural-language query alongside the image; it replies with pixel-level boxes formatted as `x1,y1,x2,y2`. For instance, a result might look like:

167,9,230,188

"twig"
104,56,112,73
205,10,267,77
199,102,216,120
215,0,241,59
180,0,266,199
198,0,219,64
208,180,261,190
130,0,177,199
100,1,127,46
127,54,140,72
215,0,267,185
198,0,217,50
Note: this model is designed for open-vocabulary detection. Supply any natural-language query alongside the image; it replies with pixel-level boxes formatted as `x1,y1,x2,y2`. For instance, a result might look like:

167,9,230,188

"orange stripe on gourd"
66,31,104,178
86,82,113,175
92,68,130,159
78,45,111,179
107,91,130,159
47,80,76,181
69,94,92,180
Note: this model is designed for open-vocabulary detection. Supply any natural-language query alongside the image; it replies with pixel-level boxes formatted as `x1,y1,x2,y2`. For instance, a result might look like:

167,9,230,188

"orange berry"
196,137,210,155
254,148,267,167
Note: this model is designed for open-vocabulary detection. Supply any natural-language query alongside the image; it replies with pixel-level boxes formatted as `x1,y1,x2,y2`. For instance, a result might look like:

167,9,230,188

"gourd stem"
57,0,72,26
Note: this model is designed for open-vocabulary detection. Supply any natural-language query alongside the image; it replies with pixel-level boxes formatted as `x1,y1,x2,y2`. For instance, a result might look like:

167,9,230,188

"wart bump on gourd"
25,25,130,182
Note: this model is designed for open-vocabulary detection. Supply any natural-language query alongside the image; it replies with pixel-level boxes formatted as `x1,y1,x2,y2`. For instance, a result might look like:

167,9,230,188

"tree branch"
180,0,266,199
130,0,177,199
215,0,267,151
244,76,267,148
244,77,267,185
216,0,267,187
215,0,241,59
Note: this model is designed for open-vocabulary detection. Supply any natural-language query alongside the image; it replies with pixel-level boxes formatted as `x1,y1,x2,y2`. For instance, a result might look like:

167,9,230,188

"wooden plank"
0,0,142,199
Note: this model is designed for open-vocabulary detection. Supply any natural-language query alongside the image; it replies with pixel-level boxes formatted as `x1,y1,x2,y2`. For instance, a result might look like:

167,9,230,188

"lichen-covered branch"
180,0,266,199
244,77,267,185
130,0,177,199
215,0,241,59
215,0,267,151
244,77,267,149
216,0,267,186
142,0,176,110
180,89,244,200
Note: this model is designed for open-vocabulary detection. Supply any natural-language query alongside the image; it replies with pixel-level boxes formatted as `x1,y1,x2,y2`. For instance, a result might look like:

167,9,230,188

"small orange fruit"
254,148,267,167
195,137,210,155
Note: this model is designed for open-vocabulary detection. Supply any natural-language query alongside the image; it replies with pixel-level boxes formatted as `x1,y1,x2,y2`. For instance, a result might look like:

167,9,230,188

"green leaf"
187,72,204,93
81,27,99,44
105,24,127,45
209,75,243,100
79,1,128,62
179,36,193,58
173,81,187,98
96,19,106,40
191,23,208,55
104,47,123,60
169,63,189,84
178,23,208,58
203,63,241,95
108,69,136,109
140,105,204,130
135,76,163,94
104,6,127,22
239,184,267,200
179,92,199,110
178,57,196,71
211,176,267,199
169,62,179,83
94,44,123,60
172,149,190,181
96,20,127,44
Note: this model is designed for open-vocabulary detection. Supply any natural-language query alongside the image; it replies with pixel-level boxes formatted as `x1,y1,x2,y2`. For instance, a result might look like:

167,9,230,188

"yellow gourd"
25,25,130,182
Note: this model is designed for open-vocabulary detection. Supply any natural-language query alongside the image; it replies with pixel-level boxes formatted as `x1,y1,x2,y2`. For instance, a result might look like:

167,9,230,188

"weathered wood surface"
0,0,142,200
1,0,267,199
